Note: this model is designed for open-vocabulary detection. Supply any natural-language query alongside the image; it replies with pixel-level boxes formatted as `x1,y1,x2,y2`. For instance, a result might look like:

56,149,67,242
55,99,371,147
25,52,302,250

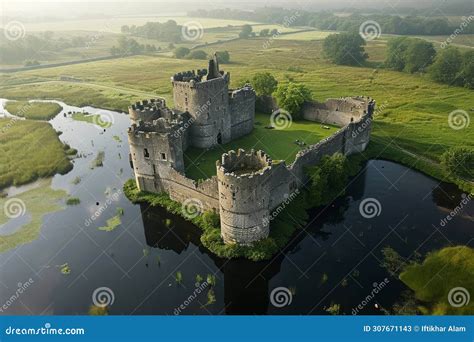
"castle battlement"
127,54,373,248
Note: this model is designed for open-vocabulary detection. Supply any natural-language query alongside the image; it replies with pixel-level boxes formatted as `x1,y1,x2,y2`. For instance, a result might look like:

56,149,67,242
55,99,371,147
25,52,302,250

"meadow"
0,119,73,189
0,36,472,191
5,100,62,120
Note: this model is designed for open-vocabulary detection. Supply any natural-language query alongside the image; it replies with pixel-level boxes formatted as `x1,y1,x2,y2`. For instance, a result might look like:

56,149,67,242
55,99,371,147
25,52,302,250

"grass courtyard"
184,113,338,180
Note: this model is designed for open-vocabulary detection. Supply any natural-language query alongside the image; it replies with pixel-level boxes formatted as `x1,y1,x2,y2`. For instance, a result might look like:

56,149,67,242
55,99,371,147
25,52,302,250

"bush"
239,24,253,38
251,72,278,96
429,47,463,85
174,47,190,59
215,50,230,64
274,82,312,119
440,147,473,180
305,153,349,207
323,32,367,66
187,50,207,60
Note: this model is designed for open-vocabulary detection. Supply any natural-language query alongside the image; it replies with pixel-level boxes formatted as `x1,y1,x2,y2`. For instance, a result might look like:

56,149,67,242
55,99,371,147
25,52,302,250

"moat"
0,100,472,315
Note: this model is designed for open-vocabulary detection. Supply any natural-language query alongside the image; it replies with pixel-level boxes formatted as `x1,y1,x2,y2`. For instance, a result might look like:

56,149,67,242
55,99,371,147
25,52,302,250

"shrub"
174,47,190,59
440,147,473,180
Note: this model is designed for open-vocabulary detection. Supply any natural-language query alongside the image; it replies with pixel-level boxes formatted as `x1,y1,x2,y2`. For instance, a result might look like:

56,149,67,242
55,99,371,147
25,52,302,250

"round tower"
216,149,272,245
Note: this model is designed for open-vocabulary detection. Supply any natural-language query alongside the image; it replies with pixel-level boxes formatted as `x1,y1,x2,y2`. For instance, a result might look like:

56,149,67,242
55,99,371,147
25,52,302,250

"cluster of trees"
441,147,473,180
0,31,95,64
110,36,158,56
174,48,230,63
189,8,474,36
259,28,280,37
385,37,474,88
323,33,368,66
239,24,255,39
249,72,312,118
121,20,183,43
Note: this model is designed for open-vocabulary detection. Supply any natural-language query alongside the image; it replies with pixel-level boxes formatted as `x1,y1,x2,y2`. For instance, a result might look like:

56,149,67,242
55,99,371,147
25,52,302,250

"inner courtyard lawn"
184,112,338,180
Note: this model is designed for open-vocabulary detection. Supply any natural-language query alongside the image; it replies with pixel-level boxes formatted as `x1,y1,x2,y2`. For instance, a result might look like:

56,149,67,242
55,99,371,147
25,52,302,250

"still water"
0,100,472,315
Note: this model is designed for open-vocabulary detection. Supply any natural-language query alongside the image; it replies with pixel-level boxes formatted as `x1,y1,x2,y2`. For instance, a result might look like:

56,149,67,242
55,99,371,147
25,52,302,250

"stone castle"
128,54,375,246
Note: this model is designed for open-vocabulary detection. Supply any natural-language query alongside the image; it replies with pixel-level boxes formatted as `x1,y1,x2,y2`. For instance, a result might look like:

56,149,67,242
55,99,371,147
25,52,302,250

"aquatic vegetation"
143,248,149,257
98,215,121,232
59,263,71,275
88,305,108,316
175,271,183,284
90,151,105,169
204,289,216,306
164,218,173,227
113,135,122,143
321,273,328,284
71,112,112,128
0,179,67,253
195,274,204,285
71,176,82,185
206,274,216,286
116,207,124,216
66,197,81,205
326,303,340,315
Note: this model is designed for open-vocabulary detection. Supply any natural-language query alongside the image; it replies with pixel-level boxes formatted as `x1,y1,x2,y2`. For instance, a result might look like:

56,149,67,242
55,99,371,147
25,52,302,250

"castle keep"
128,55,375,246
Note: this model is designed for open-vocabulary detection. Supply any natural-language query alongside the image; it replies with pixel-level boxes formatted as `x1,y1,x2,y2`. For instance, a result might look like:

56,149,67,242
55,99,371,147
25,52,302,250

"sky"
0,0,471,19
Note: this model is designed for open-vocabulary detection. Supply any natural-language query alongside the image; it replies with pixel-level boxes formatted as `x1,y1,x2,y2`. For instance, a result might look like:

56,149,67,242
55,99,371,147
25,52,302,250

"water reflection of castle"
138,160,372,314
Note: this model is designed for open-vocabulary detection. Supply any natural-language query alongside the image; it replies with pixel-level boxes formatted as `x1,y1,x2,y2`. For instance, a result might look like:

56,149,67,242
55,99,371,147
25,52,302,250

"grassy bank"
5,100,62,120
0,179,67,253
0,119,73,189
400,246,474,315
123,179,308,261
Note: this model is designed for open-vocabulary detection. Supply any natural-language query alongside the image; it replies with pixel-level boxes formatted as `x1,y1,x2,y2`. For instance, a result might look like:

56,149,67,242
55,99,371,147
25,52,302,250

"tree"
274,82,312,119
174,47,190,59
259,28,270,37
322,32,368,66
440,147,473,180
239,24,253,38
404,40,436,73
187,50,207,60
459,51,474,89
429,47,463,85
251,72,278,96
306,153,349,207
215,50,230,64
385,37,410,71
121,25,130,34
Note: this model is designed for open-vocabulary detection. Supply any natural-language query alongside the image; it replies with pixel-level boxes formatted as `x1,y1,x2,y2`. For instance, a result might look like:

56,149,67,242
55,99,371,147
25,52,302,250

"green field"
184,113,337,180
5,100,62,120
0,37,472,191
0,119,73,189
400,246,474,314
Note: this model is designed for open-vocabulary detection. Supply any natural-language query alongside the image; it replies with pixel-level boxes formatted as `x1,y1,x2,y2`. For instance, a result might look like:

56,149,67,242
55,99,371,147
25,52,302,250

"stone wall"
301,97,368,127
229,87,255,140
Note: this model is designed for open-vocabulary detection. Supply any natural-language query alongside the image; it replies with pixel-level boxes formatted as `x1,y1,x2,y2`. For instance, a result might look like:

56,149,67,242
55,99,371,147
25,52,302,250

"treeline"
121,20,182,43
110,36,158,56
189,8,474,36
0,31,97,64
322,33,474,89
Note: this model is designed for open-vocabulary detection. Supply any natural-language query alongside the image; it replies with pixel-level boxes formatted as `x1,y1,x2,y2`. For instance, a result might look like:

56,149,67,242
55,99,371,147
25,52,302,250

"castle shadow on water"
127,54,375,246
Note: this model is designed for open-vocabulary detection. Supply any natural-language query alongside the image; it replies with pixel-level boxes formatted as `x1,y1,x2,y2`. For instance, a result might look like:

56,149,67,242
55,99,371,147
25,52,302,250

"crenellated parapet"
129,98,175,125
